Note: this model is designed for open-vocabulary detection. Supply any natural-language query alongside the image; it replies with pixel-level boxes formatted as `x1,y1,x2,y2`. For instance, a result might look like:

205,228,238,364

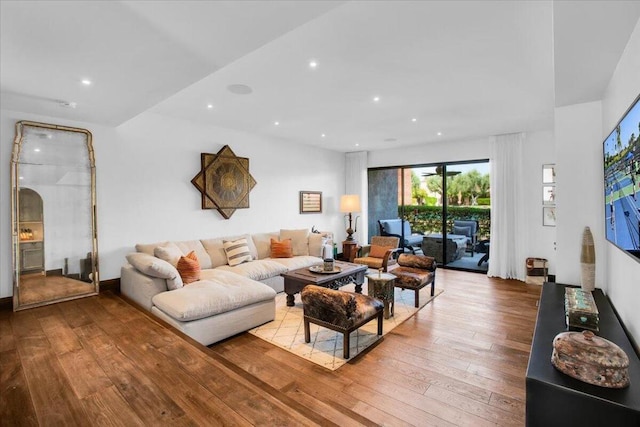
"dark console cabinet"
526,283,640,426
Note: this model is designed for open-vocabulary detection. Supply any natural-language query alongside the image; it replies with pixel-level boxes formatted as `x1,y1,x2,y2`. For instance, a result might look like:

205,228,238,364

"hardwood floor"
0,269,541,426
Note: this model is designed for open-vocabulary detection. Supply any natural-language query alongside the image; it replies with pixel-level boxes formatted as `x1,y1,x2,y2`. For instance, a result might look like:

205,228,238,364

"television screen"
603,94,640,261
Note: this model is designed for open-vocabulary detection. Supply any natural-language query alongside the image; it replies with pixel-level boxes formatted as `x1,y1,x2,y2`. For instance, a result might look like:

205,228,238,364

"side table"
342,240,359,263
367,271,395,319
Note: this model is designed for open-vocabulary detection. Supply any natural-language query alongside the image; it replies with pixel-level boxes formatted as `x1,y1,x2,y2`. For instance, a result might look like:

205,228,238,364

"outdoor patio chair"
378,219,423,253
452,220,479,256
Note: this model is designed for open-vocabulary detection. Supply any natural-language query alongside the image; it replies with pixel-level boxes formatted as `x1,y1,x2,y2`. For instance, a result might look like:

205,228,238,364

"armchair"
353,236,400,272
378,219,423,253
452,220,479,256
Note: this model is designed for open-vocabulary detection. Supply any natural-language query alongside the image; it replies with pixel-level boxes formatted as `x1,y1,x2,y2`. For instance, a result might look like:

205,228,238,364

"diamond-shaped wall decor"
190,145,256,219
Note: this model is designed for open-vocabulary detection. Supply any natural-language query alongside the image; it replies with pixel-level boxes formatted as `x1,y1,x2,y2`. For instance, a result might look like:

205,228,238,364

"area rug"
249,281,443,370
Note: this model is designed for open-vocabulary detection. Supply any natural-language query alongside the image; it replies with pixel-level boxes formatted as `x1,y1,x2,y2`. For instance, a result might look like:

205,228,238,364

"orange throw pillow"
270,238,293,258
369,244,389,258
177,251,201,284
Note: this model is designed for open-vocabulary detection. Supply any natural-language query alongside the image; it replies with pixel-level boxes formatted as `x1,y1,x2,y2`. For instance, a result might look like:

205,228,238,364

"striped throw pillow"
270,238,293,258
176,251,201,284
223,238,253,266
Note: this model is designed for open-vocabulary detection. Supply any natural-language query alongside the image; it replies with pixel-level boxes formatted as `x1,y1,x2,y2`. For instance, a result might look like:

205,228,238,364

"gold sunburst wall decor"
191,145,256,219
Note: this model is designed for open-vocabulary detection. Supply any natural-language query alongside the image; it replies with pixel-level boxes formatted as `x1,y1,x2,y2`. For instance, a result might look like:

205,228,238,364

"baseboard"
100,278,120,294
0,296,12,311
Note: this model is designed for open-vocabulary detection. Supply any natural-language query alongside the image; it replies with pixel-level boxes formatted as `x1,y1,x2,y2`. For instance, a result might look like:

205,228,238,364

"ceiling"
2,1,639,152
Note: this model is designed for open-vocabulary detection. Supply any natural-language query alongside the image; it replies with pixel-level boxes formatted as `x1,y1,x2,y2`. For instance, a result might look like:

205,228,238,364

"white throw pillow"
223,238,253,266
154,242,183,267
280,229,310,256
126,253,184,290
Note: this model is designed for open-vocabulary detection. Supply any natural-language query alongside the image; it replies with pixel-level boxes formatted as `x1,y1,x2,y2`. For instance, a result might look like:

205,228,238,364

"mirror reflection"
11,121,98,310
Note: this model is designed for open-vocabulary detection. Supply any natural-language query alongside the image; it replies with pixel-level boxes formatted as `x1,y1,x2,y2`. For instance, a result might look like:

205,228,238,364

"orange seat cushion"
369,244,389,258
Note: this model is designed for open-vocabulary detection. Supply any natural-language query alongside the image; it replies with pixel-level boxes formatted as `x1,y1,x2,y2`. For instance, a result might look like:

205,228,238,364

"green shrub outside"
399,205,491,239
423,196,437,206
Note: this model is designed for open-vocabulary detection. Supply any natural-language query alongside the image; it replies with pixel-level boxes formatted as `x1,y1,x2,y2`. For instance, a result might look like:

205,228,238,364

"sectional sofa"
121,229,333,346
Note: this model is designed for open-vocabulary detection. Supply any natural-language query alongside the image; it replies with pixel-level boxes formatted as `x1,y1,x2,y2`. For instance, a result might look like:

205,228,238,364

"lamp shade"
340,195,361,213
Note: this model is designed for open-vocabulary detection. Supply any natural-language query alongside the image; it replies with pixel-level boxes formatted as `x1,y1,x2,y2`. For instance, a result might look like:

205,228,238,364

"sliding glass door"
368,160,490,272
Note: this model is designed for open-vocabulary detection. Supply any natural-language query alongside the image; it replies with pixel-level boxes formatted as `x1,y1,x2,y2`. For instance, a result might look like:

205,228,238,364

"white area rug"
249,280,443,370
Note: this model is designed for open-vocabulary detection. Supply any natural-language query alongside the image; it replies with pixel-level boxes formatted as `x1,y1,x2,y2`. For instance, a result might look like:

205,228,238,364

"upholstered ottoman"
301,285,384,359
391,254,436,308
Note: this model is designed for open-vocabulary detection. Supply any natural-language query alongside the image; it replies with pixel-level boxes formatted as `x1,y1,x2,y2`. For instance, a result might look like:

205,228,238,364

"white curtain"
488,133,528,281
345,151,368,244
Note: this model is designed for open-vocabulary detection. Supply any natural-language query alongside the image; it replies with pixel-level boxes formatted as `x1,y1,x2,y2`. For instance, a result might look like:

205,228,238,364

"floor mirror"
11,121,99,311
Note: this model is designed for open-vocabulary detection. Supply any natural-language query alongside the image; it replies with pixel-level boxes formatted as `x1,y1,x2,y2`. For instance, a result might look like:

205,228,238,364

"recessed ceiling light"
19,176,23,180
321,133,326,138
411,118,417,122
309,60,318,69
227,84,253,95
34,148,41,152
81,79,92,86
373,96,380,102
355,143,360,147
437,132,442,136
274,121,280,126
207,104,213,109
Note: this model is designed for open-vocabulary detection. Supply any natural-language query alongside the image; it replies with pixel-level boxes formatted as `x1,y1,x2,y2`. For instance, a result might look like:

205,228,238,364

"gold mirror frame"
11,121,99,311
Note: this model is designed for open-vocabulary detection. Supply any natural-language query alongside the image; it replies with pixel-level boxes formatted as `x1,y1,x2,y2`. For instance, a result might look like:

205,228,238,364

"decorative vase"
580,226,596,291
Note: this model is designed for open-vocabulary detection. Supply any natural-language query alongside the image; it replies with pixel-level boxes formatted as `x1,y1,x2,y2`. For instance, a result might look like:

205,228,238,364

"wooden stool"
367,270,395,319
301,284,383,359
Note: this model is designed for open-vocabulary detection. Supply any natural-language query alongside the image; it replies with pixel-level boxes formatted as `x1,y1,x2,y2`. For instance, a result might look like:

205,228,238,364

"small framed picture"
542,164,556,184
543,206,556,227
299,191,322,214
543,186,556,204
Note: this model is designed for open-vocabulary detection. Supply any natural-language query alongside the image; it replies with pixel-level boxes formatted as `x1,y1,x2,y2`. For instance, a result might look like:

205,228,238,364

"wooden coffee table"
282,261,367,306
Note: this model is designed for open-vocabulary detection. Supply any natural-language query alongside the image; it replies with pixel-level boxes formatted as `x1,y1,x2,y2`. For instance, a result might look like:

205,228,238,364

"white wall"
601,19,640,345
554,101,604,288
522,130,557,274
1,110,346,297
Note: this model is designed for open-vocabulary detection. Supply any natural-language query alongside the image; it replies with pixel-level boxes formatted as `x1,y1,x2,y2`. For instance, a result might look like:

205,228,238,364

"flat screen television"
603,93,640,262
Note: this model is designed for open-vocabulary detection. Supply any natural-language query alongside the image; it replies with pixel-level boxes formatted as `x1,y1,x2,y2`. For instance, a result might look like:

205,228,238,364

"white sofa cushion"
280,229,310,256
125,253,183,290
268,255,322,270
251,232,279,259
154,242,183,266
135,241,168,256
213,259,288,281
151,272,276,322
136,240,212,268
308,233,328,257
173,240,212,269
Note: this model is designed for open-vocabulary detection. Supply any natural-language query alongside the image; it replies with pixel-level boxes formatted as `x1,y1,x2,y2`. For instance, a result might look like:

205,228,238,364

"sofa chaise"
121,229,333,346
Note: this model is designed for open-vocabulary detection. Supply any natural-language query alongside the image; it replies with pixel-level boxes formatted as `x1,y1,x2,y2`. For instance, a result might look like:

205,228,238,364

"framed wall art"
543,206,556,227
543,186,556,204
300,191,322,214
